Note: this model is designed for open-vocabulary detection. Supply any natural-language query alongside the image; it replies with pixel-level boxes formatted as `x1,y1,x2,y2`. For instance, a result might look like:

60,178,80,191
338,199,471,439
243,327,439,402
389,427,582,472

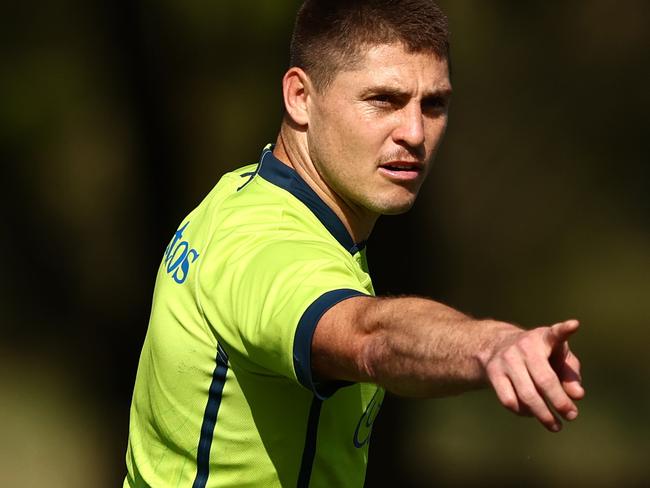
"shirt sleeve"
213,238,369,399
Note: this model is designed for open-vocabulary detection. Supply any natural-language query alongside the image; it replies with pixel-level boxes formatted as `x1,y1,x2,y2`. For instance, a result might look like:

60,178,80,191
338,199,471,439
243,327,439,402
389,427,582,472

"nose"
392,104,425,149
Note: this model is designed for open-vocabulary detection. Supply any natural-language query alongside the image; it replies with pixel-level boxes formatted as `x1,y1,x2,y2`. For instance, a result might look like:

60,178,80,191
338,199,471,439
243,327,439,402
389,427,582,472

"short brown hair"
290,0,450,92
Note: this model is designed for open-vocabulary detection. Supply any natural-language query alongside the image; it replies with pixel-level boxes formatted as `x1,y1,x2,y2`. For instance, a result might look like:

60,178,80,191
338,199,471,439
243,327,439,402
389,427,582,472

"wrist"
475,320,523,375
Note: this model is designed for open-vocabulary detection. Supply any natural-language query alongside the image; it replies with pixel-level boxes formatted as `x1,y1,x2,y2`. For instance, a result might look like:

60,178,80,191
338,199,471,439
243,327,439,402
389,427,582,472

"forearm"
313,295,522,397
313,294,584,430
358,297,522,396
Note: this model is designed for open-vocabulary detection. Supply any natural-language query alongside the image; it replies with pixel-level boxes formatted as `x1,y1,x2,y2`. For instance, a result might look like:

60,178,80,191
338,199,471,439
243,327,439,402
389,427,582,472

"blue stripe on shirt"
192,343,229,488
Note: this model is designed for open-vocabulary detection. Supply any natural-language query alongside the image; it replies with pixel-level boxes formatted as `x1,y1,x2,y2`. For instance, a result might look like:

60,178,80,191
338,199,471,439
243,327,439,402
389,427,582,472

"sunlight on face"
306,43,452,217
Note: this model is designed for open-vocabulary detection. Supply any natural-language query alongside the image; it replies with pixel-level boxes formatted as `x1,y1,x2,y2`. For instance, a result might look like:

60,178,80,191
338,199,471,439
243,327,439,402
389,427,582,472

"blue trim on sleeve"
192,343,229,488
296,397,323,488
256,147,364,255
293,289,367,400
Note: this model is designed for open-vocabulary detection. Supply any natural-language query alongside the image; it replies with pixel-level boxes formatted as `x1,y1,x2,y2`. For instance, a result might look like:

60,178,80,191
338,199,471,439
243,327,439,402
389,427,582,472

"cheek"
324,110,361,145
309,102,392,181
425,118,447,153
310,112,359,167
319,101,380,145
309,105,347,151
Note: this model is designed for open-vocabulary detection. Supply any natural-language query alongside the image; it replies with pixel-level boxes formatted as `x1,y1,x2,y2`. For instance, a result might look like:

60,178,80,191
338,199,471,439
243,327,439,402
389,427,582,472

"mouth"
377,161,424,181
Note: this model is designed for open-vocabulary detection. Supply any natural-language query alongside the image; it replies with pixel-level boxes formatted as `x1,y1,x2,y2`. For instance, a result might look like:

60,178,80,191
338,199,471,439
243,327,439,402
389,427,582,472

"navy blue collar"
256,147,366,255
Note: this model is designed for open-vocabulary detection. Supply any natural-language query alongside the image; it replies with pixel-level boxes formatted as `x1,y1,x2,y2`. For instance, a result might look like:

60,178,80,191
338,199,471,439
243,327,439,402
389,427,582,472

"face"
306,43,452,217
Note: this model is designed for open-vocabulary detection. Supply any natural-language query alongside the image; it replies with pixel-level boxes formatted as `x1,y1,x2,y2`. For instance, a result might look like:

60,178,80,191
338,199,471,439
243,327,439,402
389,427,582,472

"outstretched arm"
311,296,584,432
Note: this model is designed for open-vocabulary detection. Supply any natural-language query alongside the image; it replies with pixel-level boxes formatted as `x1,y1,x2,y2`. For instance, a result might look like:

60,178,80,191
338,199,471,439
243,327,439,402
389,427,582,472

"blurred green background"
2,1,648,486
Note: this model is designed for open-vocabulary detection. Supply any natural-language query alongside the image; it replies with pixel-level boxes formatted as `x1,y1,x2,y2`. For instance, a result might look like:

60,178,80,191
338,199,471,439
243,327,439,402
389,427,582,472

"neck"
273,123,378,244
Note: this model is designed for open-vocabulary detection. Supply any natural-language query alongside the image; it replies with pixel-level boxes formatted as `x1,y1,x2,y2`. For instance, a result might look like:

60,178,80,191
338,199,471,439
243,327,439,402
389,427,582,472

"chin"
380,204,415,216
372,196,418,216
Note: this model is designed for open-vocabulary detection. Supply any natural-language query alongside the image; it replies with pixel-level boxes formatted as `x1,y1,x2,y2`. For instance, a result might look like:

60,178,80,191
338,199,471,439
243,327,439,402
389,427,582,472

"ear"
282,67,312,127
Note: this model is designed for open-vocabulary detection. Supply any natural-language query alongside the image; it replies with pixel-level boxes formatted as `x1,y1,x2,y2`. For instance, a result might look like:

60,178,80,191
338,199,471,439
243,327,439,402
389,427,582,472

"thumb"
545,319,580,348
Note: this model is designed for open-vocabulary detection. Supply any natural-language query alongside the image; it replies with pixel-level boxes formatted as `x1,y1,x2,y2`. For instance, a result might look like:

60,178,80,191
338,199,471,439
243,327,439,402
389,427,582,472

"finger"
490,373,525,415
525,353,578,421
545,320,580,349
488,366,534,417
506,355,562,432
549,342,584,400
557,350,585,400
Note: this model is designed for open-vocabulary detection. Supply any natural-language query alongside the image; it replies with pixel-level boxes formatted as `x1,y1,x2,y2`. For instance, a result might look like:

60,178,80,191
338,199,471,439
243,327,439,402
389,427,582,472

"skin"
276,43,452,242
274,42,584,432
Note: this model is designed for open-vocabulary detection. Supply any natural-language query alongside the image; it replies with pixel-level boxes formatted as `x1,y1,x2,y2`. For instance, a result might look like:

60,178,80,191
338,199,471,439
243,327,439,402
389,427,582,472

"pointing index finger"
546,320,580,348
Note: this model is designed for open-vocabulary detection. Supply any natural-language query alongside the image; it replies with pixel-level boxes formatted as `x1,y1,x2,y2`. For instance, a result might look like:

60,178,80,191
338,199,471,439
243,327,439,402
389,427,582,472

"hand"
483,320,584,432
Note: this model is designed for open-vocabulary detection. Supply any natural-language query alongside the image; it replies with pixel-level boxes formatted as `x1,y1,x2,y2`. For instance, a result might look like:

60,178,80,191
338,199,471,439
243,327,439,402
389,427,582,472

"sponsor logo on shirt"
164,221,200,284
353,388,383,448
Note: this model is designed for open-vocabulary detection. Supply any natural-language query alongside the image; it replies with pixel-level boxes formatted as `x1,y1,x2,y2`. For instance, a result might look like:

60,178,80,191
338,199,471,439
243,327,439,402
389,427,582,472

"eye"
367,94,395,107
422,96,448,114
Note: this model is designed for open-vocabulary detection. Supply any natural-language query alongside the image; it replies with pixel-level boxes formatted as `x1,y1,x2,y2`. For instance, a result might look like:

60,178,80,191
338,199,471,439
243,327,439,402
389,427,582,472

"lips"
378,160,424,182
380,161,423,171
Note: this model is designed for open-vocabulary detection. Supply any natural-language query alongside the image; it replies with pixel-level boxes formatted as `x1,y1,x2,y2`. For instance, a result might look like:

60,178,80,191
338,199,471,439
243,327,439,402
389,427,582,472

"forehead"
329,43,451,94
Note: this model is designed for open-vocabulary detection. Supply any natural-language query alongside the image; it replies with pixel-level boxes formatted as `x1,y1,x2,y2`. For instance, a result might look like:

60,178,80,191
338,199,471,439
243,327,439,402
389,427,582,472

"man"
124,1,584,486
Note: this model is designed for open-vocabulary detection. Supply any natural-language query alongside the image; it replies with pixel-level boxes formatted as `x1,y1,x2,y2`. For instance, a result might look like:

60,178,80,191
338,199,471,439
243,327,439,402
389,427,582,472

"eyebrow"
360,85,453,100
